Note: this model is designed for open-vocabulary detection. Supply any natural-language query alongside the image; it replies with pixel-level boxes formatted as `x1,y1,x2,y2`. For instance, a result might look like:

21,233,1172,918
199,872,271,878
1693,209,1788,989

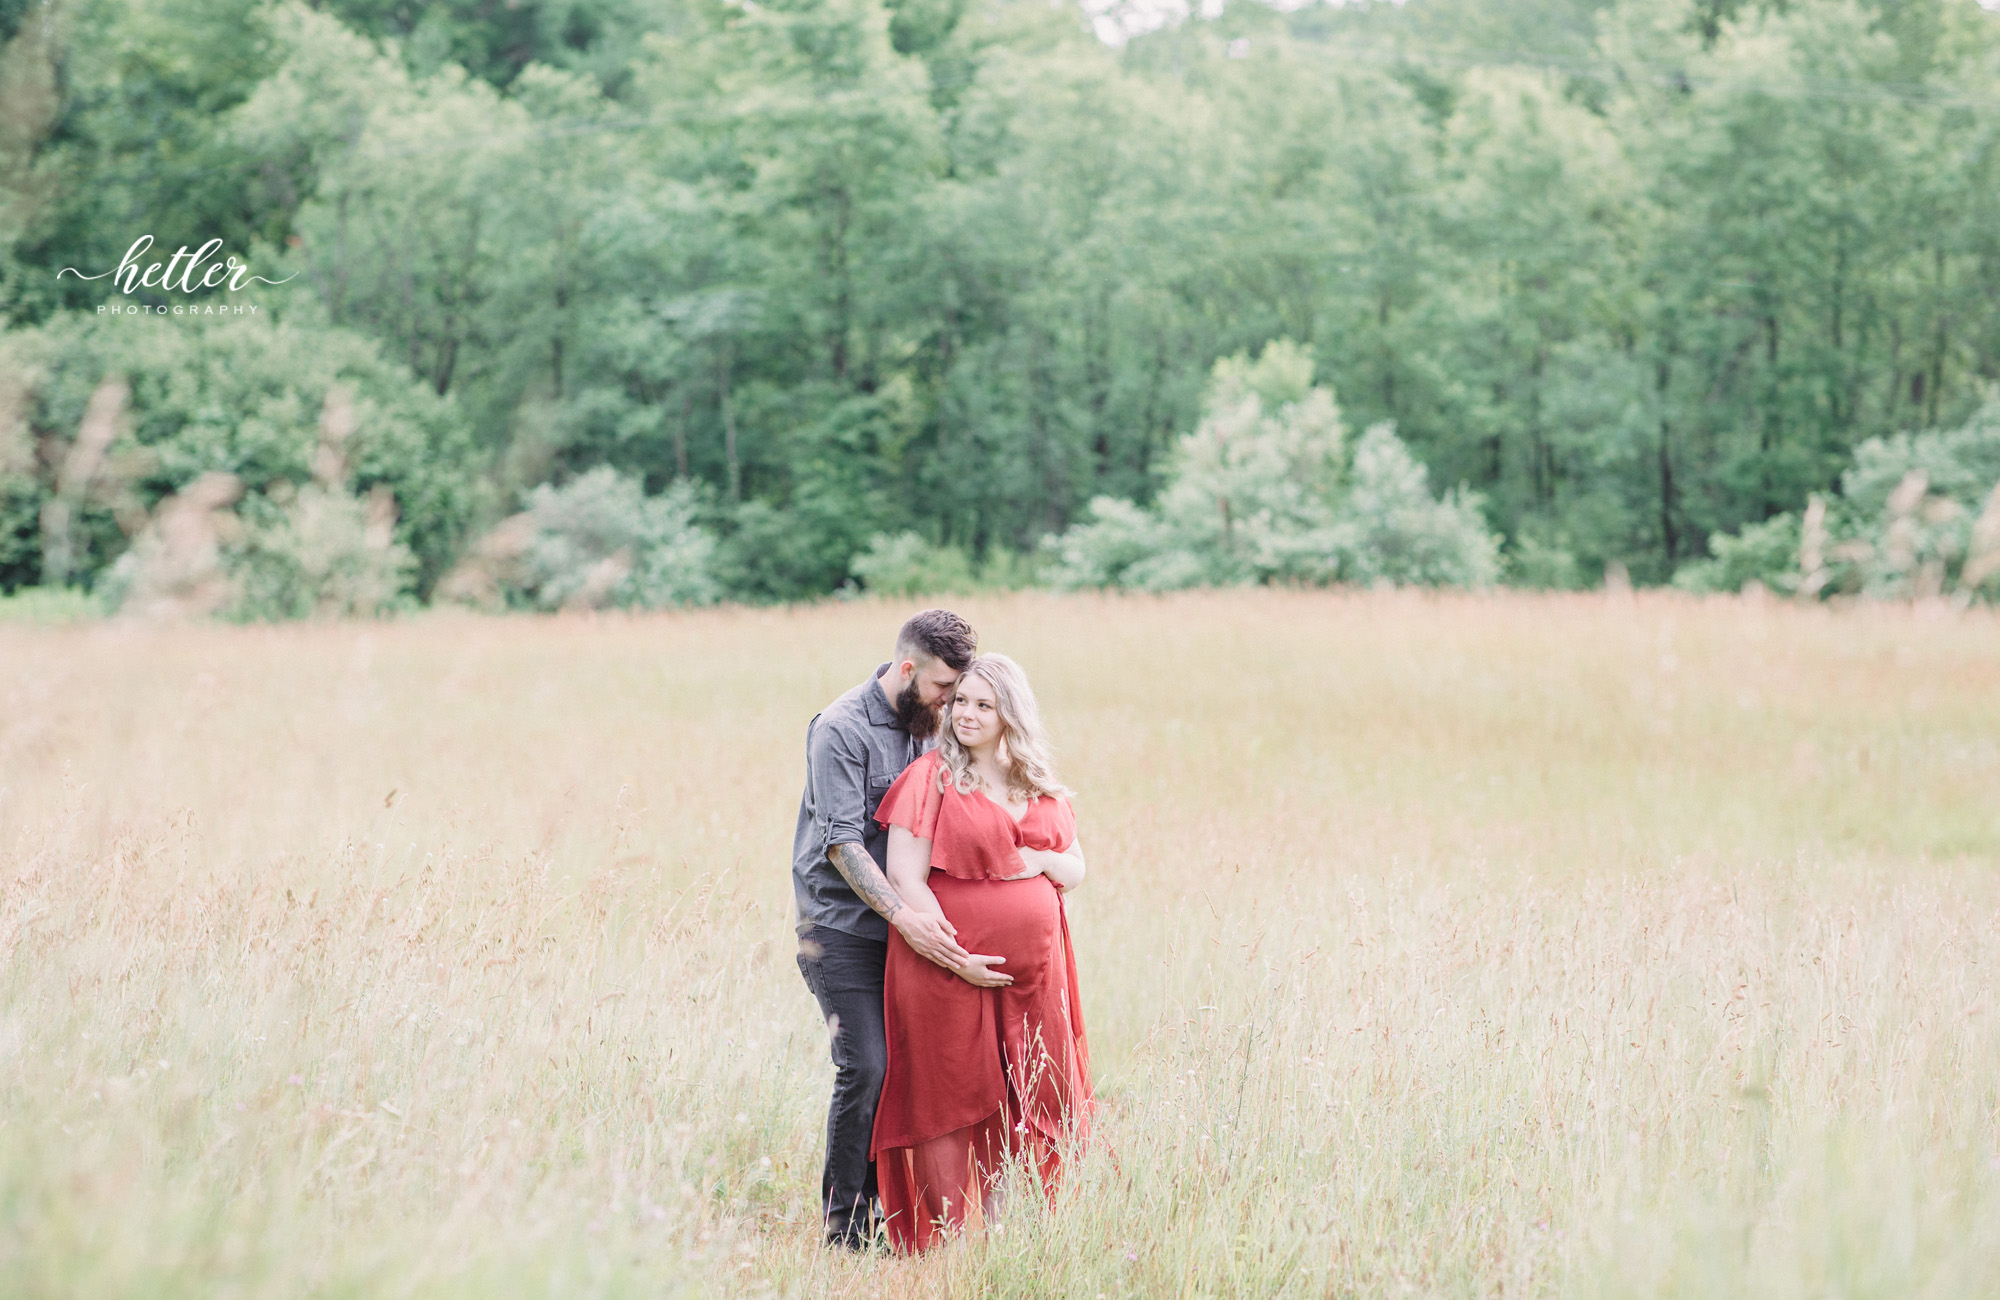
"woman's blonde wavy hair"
936,653,1070,803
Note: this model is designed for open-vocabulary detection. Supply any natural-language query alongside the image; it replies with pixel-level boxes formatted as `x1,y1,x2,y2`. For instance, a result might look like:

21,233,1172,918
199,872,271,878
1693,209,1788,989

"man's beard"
894,679,941,740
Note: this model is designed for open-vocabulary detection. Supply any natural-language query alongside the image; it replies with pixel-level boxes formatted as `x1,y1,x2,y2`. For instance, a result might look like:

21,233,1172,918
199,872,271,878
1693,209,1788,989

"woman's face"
948,673,1004,753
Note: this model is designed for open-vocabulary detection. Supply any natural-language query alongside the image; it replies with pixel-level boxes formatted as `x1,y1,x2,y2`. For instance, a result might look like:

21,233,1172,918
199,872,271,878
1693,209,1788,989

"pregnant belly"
929,871,1060,982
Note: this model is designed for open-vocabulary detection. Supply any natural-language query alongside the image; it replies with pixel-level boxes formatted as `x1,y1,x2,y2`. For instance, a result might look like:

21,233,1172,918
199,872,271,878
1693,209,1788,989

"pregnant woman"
871,653,1092,1253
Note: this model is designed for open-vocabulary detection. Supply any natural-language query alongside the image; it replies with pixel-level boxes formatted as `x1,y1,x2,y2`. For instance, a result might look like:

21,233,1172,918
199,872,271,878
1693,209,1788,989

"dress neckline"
974,785,1031,825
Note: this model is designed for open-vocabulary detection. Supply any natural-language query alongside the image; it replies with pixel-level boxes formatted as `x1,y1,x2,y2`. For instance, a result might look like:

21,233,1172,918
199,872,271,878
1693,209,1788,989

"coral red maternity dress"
870,750,1092,1253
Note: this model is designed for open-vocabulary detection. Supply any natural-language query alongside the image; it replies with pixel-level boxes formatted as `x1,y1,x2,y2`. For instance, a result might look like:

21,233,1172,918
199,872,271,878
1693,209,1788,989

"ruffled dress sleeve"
1016,795,1076,853
875,751,945,842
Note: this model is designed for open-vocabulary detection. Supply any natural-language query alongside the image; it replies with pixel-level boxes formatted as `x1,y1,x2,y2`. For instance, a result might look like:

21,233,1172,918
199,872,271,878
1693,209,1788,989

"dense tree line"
4,0,2000,606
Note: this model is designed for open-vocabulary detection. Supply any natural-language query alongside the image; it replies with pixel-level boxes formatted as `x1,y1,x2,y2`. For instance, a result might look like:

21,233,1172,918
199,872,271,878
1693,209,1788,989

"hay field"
0,589,1995,1298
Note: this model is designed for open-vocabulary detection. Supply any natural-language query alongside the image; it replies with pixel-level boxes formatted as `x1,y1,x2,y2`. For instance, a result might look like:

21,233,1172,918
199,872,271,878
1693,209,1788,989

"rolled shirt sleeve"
809,717,870,850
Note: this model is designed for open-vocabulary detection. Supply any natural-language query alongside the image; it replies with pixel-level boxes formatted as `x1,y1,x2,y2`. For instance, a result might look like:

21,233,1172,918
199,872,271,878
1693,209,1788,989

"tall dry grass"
0,589,1994,1298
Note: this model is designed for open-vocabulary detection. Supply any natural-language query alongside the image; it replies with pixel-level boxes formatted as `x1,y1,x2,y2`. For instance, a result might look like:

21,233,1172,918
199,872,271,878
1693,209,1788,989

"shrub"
1507,526,1587,590
1680,393,2000,602
0,312,483,600
225,484,417,620
846,532,1034,597
1043,340,1499,591
1327,426,1503,588
98,389,421,621
444,468,717,611
1671,513,1801,595
1042,498,1177,591
95,471,245,620
1831,399,2000,601
849,532,977,597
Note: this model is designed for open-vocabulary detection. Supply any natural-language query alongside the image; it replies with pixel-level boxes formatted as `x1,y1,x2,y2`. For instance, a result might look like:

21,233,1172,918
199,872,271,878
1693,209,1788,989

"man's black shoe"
826,1212,888,1255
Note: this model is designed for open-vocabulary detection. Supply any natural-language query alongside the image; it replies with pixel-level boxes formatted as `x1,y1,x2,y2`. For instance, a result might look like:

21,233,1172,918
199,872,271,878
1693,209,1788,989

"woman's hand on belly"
997,849,1044,883
1006,844,1084,892
950,953,1013,987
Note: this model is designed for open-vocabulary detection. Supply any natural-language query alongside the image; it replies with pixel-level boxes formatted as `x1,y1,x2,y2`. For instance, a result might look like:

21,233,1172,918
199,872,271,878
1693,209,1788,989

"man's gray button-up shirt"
791,663,929,941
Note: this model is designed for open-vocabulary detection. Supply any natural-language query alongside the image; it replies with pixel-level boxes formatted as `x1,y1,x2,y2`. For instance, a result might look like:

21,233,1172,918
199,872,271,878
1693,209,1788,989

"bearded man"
792,608,998,1250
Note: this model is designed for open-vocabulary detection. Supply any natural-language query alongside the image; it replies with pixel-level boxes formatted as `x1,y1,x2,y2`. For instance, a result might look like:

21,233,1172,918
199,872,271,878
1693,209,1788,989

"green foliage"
1046,342,1500,591
507,468,718,610
0,476,39,594
1678,393,2000,601
1841,400,2000,519
849,531,977,597
846,529,1030,596
1672,514,1802,595
0,313,484,601
1042,497,1175,592
714,481,879,604
0,0,286,321
11,0,2000,609
1507,525,1588,590
1829,395,2000,601
1334,426,1505,588
223,485,419,621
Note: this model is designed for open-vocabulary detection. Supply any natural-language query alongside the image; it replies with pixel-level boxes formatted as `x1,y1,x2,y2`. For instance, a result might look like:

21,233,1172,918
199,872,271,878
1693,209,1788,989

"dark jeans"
796,924,888,1246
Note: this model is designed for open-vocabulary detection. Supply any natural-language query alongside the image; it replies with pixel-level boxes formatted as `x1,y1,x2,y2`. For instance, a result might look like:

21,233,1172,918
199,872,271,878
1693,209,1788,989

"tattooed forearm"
828,843,905,922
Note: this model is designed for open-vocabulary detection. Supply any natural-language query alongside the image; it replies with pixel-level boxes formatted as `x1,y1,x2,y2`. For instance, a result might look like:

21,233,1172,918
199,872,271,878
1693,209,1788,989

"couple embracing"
791,610,1093,1254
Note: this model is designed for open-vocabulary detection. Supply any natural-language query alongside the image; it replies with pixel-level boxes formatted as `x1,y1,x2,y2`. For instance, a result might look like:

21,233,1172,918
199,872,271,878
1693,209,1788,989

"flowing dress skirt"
871,871,1091,1253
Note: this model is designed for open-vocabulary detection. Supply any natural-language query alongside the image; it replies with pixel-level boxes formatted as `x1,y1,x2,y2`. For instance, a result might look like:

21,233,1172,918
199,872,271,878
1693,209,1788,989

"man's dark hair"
894,609,978,672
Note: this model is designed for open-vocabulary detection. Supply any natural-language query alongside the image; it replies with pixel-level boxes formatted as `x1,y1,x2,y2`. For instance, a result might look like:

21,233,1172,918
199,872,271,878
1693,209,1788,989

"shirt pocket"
864,772,894,821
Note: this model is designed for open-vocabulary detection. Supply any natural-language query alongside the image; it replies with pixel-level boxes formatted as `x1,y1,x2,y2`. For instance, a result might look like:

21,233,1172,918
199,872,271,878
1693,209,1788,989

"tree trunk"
718,344,740,504
1379,289,1395,411
1656,359,1678,567
331,192,350,319
552,283,568,399
1658,430,1678,568
1929,247,1948,427
434,335,458,396
825,184,852,384
675,388,691,481
938,300,956,454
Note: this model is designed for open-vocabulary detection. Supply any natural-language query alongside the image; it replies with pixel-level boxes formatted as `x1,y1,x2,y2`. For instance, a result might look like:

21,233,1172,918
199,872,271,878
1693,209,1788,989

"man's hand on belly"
900,900,1008,986
828,841,978,969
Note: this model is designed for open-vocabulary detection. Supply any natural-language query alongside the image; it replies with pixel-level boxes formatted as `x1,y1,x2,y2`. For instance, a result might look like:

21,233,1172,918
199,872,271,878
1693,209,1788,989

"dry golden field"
0,588,1996,1299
